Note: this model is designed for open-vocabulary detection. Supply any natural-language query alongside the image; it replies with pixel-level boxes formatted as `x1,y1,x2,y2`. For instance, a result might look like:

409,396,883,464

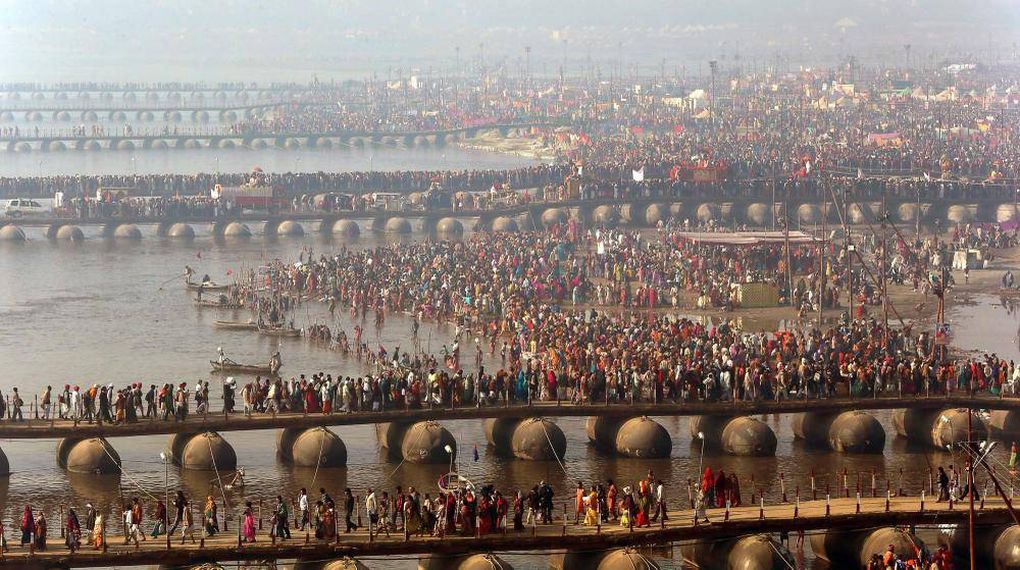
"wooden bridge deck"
0,497,1010,568
1,395,1015,439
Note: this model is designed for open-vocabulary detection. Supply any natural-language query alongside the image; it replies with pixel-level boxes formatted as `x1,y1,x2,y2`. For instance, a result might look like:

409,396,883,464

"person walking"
344,488,358,533
693,487,710,525
40,386,52,420
203,496,217,537
123,504,140,546
11,389,23,422
64,508,81,552
168,491,186,535
92,511,104,550
20,506,34,546
150,499,166,538
651,479,667,523
297,488,309,530
937,467,950,502
180,501,196,544
274,495,290,539
365,489,378,534
242,502,257,543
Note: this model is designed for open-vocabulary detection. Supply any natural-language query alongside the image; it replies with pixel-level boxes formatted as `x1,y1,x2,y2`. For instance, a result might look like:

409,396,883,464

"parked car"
4,198,47,218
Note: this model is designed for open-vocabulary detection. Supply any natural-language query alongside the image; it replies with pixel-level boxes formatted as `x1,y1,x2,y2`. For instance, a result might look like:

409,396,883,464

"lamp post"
696,431,706,478
159,452,171,549
709,60,718,129
445,444,454,474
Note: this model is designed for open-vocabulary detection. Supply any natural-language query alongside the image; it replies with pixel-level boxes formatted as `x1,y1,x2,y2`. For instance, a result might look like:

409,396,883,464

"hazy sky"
1,0,1017,83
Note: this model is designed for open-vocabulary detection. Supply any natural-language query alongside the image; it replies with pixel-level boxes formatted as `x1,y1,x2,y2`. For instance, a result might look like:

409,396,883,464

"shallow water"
1,145,537,177
0,234,1013,569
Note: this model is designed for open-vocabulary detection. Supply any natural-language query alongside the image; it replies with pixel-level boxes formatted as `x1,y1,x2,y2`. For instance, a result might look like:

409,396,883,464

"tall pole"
709,60,718,129
164,455,170,549
524,46,532,91
784,198,793,310
968,406,976,570
819,185,826,328
916,188,921,238
881,188,889,345
771,177,776,232
845,183,853,320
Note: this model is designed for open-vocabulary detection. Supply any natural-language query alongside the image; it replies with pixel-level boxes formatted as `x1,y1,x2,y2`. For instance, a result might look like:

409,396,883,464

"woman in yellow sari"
582,487,599,526
92,512,104,549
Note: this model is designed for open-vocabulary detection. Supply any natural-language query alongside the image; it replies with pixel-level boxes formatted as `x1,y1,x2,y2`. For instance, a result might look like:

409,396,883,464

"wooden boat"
187,281,230,292
258,326,302,338
195,298,244,309
209,360,274,375
214,320,258,331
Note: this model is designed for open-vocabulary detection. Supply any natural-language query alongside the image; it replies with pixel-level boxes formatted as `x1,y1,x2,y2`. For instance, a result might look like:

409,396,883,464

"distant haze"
1,0,1018,83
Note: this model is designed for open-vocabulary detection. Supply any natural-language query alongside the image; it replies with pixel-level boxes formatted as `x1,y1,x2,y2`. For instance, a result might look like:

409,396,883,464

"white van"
4,198,48,218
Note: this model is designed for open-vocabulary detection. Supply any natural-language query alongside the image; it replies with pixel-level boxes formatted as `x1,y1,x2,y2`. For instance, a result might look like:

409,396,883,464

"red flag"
672,124,685,134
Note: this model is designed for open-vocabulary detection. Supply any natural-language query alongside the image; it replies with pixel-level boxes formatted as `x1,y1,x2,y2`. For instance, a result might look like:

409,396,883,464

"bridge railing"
5,385,1016,430
0,480,1008,564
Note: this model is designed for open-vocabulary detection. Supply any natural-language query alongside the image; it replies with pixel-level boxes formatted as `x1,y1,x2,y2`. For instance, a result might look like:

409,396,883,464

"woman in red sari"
460,491,476,536
728,473,742,507
477,494,492,535
20,506,34,545
303,383,319,413
701,467,716,507
606,479,618,520
715,470,728,508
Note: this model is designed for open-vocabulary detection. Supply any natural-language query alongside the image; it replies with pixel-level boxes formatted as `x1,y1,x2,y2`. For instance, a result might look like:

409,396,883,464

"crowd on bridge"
0,472,967,570
0,164,572,201
4,474,679,549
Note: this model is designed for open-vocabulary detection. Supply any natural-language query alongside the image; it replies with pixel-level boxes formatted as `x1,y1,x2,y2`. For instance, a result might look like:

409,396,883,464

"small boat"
195,298,244,308
210,360,274,375
258,326,302,338
188,281,230,292
214,320,258,331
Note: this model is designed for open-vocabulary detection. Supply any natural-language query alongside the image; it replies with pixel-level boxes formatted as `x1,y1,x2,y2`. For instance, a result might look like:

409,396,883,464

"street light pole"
709,60,718,129
696,431,706,479
159,452,170,549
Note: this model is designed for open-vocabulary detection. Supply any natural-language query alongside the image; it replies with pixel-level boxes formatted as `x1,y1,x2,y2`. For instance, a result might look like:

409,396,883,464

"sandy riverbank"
457,131,562,162
595,241,1020,336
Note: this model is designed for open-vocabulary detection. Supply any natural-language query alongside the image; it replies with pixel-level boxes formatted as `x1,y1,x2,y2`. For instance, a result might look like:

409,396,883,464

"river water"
0,218,1015,569
1,145,540,178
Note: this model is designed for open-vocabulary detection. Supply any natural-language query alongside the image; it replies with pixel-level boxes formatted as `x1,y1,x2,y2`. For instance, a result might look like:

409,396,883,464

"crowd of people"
2,215,1015,425
0,164,572,201
2,476,670,550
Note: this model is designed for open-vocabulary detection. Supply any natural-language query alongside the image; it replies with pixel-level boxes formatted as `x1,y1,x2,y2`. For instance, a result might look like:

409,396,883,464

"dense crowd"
4,220,1017,426
0,164,572,200
10,473,680,550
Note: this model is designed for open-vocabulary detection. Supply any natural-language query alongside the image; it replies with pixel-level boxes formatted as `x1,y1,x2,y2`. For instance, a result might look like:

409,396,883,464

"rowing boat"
258,327,302,338
209,360,275,375
214,320,258,331
187,282,230,292
195,299,244,308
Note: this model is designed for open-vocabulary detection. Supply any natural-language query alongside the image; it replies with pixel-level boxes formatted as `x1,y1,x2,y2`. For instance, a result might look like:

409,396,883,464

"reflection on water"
0,237,1016,569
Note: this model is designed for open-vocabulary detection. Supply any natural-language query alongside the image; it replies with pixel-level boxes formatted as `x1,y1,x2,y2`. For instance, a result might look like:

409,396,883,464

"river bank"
458,130,562,162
